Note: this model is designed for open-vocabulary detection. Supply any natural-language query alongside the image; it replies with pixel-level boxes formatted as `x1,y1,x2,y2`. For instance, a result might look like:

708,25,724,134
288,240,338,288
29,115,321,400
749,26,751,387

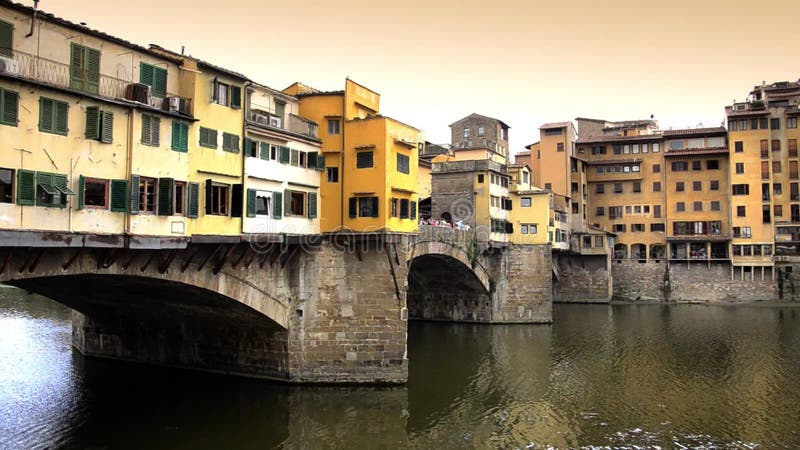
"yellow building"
285,79,422,233
507,163,549,245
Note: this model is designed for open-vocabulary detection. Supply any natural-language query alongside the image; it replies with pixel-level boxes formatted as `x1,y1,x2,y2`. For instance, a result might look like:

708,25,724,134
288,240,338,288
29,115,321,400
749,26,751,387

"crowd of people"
419,218,471,230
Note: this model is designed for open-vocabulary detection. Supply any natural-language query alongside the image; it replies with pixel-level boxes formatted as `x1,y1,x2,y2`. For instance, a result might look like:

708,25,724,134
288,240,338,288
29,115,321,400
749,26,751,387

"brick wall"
612,260,667,300
491,244,552,322
669,262,777,302
555,253,612,302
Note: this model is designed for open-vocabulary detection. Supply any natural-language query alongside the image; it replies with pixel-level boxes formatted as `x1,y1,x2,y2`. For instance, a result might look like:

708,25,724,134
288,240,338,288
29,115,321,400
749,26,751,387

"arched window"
613,243,628,260
631,243,647,261
650,244,665,261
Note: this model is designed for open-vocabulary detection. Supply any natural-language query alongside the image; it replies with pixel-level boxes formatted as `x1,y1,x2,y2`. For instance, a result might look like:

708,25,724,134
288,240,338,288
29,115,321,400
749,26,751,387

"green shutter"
139,62,154,87
69,43,84,90
1,89,18,126
153,67,167,98
307,152,317,169
243,137,253,157
171,121,181,150
284,189,291,216
273,191,282,219
85,107,100,140
222,133,230,151
231,135,239,153
231,86,241,109
0,20,12,58
39,97,53,132
141,114,151,144
259,142,269,160
157,178,174,215
371,197,379,217
100,111,113,143
316,152,326,170
246,189,256,217
411,201,417,220
279,146,290,164
85,47,100,94
16,169,35,205
179,123,188,151
307,192,317,219
348,197,357,218
205,179,213,215
110,179,128,212
152,117,160,146
187,182,199,218
55,101,68,135
76,175,85,210
129,174,140,215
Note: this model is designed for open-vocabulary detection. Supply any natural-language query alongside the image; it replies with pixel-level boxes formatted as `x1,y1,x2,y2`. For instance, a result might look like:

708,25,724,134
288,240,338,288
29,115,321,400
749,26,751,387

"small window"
255,191,271,216
771,118,781,130
171,122,188,152
711,201,720,211
199,127,218,148
520,197,532,207
290,191,305,216
213,81,230,106
556,142,564,152
84,107,113,143
174,181,186,215
328,119,340,135
477,174,484,183
676,182,685,192
477,125,485,136
693,201,702,212
327,167,339,182
141,114,161,146
0,168,13,203
82,178,108,208
0,88,19,127
138,177,157,213
735,162,744,174
676,202,685,212
652,164,660,173
0,20,13,58
710,180,719,191
39,97,69,135
737,205,746,217
692,160,702,170
693,181,702,191
222,132,240,153
356,151,373,168
706,160,719,170
208,182,229,215
139,62,167,98
653,182,661,192
397,153,410,174
734,141,743,152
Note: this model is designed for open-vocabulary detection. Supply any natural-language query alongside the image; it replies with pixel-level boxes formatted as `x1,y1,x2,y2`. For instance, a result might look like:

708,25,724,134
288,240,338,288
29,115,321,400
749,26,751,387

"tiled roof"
539,121,571,129
663,147,729,157
576,134,661,144
449,113,510,129
586,158,642,166
662,127,727,137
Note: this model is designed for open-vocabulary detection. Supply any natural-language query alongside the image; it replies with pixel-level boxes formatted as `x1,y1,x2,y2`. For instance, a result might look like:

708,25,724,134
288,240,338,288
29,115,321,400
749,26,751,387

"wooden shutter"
243,138,253,157
110,179,128,212
371,197,379,217
141,115,151,144
151,117,161,146
179,123,188,151
171,122,181,150
157,178,174,215
231,86,241,109
39,98,53,132
0,20,12,58
1,89,18,126
153,67,167,97
222,132,231,151
400,199,409,218
231,184,243,218
187,182,199,218
85,107,100,140
307,192,317,219
259,142,269,160
205,179,213,215
317,153,326,170
129,174,140,215
101,111,113,143
139,62,154,87
69,43,84,90
76,175,85,210
55,101,68,134
231,134,239,153
85,47,100,94
307,152,317,169
347,198,357,218
272,191,282,219
246,189,256,217
16,170,34,205
411,201,417,220
284,189,291,216
279,146,290,163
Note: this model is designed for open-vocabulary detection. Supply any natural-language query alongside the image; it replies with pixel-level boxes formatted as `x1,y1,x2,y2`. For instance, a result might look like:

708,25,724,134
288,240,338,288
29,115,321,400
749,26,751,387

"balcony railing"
1,50,189,113
248,111,318,139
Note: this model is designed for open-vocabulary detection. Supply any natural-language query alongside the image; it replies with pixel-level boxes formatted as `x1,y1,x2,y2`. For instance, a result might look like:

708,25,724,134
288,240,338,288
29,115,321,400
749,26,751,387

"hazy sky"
34,0,800,153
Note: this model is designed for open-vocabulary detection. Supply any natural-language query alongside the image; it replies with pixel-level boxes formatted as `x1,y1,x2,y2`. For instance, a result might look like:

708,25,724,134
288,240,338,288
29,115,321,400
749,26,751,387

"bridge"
1,227,552,384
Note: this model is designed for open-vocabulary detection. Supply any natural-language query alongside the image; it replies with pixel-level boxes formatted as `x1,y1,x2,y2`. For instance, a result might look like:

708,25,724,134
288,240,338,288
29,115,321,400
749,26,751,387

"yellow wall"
538,129,570,197
509,191,549,244
344,79,379,119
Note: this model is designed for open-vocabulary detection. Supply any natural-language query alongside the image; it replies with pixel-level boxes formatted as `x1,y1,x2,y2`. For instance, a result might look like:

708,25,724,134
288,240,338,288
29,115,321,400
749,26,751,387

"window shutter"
246,189,256,217
411,201,417,220
284,189,291,216
153,67,167,98
152,117,161,145
222,132,230,151
1,89,18,125
16,169,35,205
39,98,53,132
187,182,199,218
141,115,151,144
179,123,188,151
400,199,409,219
101,111,113,143
307,152,317,169
128,174,140,214
55,101,68,134
260,142,269,160
85,47,100,94
139,62,154,87
0,20,12,58
348,197,357,218
69,43,84,90
85,106,100,140
157,178,174,215
278,146,289,163
243,137,253,157
371,197,379,217
205,179,213,215
171,121,181,150
76,175,85,210
231,184,243,218
110,179,128,212
307,192,317,219
273,191,282,219
231,86,241,109
232,134,239,153
211,78,217,102
316,153,326,170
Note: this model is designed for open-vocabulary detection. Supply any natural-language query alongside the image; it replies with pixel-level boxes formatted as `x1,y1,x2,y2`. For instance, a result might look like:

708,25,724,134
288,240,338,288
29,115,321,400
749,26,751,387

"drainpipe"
25,0,39,38
241,81,252,235
340,91,345,231
125,106,134,235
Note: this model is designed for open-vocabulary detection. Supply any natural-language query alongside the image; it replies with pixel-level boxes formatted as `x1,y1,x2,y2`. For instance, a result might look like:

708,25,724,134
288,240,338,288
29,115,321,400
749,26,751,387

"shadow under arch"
407,253,492,322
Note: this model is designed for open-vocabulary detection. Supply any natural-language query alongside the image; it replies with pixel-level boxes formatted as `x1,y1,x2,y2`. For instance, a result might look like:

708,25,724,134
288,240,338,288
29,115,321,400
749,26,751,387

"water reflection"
2,289,800,448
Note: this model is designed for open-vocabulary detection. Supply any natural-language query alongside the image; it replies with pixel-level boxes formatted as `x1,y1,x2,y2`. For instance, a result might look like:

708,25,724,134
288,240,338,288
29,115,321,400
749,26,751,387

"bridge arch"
407,239,492,294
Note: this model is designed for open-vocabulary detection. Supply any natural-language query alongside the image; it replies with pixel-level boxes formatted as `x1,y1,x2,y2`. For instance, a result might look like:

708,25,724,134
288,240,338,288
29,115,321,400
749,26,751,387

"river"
1,287,799,449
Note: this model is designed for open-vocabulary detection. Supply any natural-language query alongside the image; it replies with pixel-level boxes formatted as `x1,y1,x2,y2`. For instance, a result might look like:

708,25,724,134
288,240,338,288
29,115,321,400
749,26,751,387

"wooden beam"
158,249,178,274
196,244,222,272
99,248,122,269
17,248,32,273
212,245,234,275
140,251,158,273
230,244,249,269
121,251,137,270
27,249,45,273
180,248,198,273
279,245,298,268
259,244,275,268
0,250,12,274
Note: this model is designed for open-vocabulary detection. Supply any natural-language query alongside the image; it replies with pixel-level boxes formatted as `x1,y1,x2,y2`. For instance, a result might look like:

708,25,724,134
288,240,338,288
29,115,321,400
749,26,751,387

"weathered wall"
612,260,666,301
554,253,613,303
489,244,552,322
668,262,777,302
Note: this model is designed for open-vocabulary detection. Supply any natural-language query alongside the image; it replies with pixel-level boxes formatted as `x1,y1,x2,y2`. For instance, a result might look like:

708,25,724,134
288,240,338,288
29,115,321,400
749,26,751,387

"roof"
539,121,571,130
148,45,249,81
662,127,727,137
523,142,540,150
449,113,511,129
347,114,420,132
0,0,184,64
575,117,606,123
663,148,729,157
295,90,345,98
576,134,662,144
586,158,642,166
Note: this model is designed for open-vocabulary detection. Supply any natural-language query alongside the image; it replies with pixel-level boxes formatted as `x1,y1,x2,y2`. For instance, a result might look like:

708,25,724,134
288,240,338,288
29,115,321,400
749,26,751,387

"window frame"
82,177,109,209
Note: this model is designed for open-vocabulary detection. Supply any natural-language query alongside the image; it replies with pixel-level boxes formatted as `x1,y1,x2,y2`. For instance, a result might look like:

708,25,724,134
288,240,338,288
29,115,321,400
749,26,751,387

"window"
613,145,622,155
477,125,485,136
706,160,719,170
137,177,157,213
790,139,798,157
693,181,702,191
652,164,660,173
692,160,702,170
174,181,186,215
614,183,623,193
356,151,373,168
761,140,769,158
710,180,719,191
613,224,626,232
288,191,305,216
596,184,604,194
652,142,660,153
556,142,564,152
734,141,743,153
632,223,644,232
327,167,339,182
788,118,798,129
772,140,781,152
82,107,113,144
328,119,340,135
397,153,410,174
0,20,12,58
771,118,781,130
762,161,770,179
735,162,744,174
711,201,720,211
199,127,217,148
763,205,771,224
693,201,702,212
349,196,378,217
596,206,604,216
222,132,240,153
732,184,750,195
140,114,161,146
651,223,665,232
760,118,769,129
653,181,661,192
213,81,229,106
653,205,661,218
775,205,783,217
69,43,100,94
0,88,18,126
290,149,300,166
676,182,685,192
399,199,410,219
624,145,630,154
632,144,640,154
774,183,782,196
33,172,73,207
463,127,470,138
0,168,12,203
773,161,782,174
255,191,271,216
633,182,641,193
791,161,799,179
139,62,167,98
81,178,108,208
544,183,551,190
676,202,685,212
39,97,68,135
477,174,484,183
207,182,229,216
792,183,800,201
737,205,746,217
520,224,538,234
171,122,188,152
671,161,688,172
521,197,532,207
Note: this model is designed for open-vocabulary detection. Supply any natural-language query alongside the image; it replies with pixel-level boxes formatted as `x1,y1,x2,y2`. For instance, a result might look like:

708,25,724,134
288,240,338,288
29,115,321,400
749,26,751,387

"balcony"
0,50,190,114
247,110,319,140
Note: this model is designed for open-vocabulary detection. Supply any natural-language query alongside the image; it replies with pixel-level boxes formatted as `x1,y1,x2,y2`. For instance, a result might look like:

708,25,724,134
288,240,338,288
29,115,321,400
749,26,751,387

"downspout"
340,94,345,231
25,0,39,38
125,106,134,235
241,81,252,235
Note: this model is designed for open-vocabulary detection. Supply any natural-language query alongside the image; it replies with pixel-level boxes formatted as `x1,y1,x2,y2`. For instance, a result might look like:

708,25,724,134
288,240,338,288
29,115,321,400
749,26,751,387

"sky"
32,0,800,154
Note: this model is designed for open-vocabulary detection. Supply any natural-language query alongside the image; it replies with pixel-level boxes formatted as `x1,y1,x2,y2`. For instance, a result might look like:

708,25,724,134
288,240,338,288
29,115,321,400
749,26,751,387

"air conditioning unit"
0,56,20,75
163,96,189,114
124,83,151,104
252,112,269,126
269,116,282,128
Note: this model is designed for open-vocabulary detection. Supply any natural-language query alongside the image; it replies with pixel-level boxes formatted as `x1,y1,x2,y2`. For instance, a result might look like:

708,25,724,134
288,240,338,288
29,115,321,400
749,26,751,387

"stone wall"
612,260,666,301
554,253,612,303
669,262,777,302
489,244,552,322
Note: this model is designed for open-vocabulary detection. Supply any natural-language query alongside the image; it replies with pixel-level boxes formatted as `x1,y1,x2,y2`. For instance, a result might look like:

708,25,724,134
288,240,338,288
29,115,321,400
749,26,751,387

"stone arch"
407,239,491,294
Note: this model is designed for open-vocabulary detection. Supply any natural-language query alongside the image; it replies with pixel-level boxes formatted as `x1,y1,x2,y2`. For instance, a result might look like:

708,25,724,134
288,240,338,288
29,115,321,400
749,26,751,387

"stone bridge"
0,227,552,384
